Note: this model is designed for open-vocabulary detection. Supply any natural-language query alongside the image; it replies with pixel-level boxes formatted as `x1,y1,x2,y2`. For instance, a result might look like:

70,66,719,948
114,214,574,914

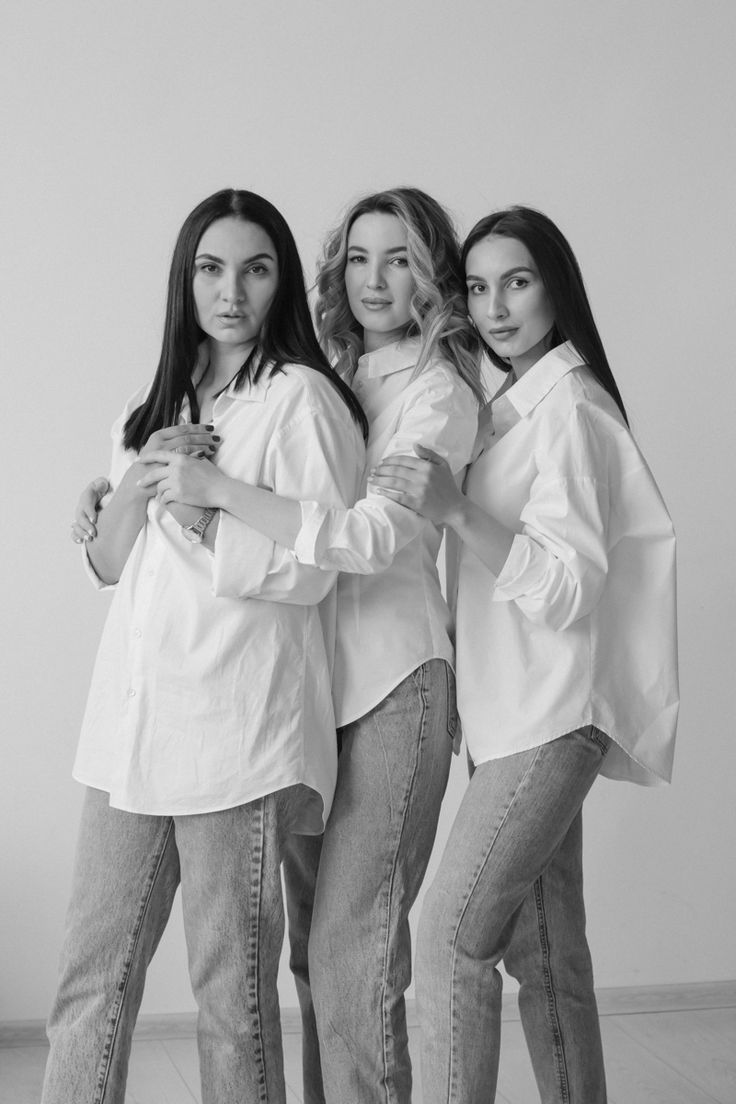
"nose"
487,287,508,320
221,270,246,303
366,261,386,290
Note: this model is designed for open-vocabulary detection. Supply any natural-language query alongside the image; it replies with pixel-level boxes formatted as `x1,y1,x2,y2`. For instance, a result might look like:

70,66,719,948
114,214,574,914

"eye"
508,277,529,290
347,254,367,264
197,263,220,275
390,256,409,268
466,282,486,296
247,263,269,276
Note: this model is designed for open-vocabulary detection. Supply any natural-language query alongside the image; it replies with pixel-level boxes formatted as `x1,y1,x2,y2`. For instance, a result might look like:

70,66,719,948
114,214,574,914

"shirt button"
133,628,142,638
127,688,136,698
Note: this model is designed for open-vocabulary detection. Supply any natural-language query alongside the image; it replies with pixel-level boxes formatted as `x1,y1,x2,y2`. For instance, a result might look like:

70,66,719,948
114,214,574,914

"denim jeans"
42,786,298,1104
416,726,610,1104
284,659,456,1104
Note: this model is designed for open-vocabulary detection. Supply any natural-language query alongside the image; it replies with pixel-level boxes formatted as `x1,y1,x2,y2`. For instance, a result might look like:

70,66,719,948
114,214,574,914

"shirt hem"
71,770,331,829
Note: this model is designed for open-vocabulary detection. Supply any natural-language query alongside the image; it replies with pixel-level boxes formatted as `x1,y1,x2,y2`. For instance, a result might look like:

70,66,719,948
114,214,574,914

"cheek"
467,297,484,326
394,275,414,320
344,268,362,310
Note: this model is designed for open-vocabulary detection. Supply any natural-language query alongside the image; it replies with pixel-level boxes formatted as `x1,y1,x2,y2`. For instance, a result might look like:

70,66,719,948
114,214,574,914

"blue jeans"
416,726,610,1104
42,786,298,1104
284,659,456,1104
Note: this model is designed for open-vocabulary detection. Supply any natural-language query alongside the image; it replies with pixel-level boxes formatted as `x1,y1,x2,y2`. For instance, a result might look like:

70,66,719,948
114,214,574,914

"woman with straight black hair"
371,205,678,1103
46,188,365,1104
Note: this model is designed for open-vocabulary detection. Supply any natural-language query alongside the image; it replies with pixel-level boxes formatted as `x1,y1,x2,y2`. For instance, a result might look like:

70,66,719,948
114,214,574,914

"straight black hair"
462,206,628,424
123,189,367,451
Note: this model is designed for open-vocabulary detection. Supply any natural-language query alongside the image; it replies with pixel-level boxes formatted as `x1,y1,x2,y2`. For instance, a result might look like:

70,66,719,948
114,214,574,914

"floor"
3,1005,736,1103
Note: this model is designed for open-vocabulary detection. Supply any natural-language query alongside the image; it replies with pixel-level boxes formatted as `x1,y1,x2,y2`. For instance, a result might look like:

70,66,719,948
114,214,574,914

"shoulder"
538,370,633,478
267,362,352,415
405,355,479,416
263,364,363,450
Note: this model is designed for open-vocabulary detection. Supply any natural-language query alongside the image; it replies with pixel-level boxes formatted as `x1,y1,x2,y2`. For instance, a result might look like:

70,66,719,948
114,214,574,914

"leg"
416,727,609,1104
504,811,606,1103
310,659,455,1104
42,788,179,1104
283,830,325,1104
176,789,296,1104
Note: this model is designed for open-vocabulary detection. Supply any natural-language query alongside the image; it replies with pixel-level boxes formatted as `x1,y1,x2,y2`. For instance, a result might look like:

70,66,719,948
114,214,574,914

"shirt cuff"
293,501,329,566
492,534,540,600
211,509,279,597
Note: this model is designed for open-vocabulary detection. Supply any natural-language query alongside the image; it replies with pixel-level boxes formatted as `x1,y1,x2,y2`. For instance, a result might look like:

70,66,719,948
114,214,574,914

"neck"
204,338,257,389
362,327,405,354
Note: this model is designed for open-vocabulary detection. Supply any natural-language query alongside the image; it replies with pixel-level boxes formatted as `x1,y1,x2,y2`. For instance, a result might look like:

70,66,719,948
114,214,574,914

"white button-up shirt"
456,342,678,785
294,338,479,726
74,366,365,829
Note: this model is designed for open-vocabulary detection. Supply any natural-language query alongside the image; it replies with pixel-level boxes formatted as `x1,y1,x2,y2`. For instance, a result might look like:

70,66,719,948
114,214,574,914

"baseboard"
3,980,735,1048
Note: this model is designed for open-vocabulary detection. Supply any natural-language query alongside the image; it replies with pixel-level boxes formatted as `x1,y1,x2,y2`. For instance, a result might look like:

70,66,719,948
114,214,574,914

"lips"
489,327,518,339
361,298,392,307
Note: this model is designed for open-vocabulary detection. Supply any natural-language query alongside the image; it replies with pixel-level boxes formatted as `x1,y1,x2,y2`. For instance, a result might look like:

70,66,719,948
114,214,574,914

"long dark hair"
123,189,367,451
462,206,628,424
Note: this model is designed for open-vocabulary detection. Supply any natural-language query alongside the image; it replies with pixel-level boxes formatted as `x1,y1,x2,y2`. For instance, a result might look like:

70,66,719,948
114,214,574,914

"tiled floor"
3,1004,736,1102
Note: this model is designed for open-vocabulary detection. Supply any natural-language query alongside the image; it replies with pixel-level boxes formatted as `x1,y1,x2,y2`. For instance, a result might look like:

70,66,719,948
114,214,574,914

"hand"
70,477,110,544
139,423,220,459
368,444,465,525
136,450,227,507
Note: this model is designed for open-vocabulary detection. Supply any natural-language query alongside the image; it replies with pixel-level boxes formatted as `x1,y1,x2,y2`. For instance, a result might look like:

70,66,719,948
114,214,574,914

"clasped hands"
71,424,221,543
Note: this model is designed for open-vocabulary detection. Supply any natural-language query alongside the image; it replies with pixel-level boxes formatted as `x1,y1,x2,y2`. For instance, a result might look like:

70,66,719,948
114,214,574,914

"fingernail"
212,435,221,442
205,424,215,431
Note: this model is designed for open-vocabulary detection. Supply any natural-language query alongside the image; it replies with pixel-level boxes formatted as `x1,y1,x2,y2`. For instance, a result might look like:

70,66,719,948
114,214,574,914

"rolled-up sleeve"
493,474,610,631
294,373,478,574
212,407,363,603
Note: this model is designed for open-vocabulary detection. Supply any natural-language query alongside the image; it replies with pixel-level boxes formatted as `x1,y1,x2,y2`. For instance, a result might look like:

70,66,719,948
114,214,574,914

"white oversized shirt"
456,342,678,785
74,365,365,829
293,338,478,726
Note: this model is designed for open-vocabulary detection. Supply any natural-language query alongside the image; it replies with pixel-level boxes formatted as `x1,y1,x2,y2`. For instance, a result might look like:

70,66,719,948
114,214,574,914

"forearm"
213,476,301,550
446,496,515,578
86,464,151,584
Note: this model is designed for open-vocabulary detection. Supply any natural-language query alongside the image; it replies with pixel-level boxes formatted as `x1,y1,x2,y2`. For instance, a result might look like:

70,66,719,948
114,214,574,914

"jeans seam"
377,660,430,1104
533,877,571,1104
245,796,271,1104
94,816,175,1104
447,744,545,1102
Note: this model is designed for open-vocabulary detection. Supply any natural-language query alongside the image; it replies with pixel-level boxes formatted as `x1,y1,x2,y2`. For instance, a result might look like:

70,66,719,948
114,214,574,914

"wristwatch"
181,508,217,544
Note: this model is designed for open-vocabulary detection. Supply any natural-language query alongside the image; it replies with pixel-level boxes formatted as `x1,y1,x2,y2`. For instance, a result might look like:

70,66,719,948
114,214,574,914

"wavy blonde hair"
314,188,485,404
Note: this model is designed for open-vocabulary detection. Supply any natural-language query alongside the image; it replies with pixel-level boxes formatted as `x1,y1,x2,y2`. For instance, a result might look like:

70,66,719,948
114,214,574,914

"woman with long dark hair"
47,188,365,1104
370,206,678,1103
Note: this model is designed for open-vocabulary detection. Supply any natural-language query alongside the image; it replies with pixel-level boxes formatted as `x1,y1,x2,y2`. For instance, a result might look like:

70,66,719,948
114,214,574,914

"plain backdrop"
2,0,735,1023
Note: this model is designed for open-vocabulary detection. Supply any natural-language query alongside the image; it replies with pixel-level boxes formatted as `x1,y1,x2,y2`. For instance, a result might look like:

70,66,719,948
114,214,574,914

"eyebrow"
465,265,535,282
195,251,275,264
347,245,408,255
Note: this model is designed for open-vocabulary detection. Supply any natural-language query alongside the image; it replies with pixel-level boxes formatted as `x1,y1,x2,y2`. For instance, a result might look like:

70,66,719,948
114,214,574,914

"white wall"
2,0,735,1021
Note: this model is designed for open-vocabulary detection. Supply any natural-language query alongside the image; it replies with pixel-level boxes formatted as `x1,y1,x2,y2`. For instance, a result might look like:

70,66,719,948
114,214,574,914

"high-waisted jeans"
284,658,457,1104
42,785,299,1104
416,725,610,1104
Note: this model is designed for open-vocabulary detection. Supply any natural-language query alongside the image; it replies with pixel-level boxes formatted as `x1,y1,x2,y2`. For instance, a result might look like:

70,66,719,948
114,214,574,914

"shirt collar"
477,342,584,452
356,336,421,379
503,341,584,418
